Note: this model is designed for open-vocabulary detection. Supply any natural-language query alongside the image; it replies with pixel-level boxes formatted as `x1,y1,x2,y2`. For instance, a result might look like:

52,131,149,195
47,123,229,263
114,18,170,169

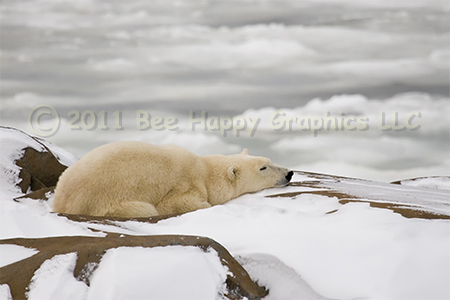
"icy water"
1,0,449,181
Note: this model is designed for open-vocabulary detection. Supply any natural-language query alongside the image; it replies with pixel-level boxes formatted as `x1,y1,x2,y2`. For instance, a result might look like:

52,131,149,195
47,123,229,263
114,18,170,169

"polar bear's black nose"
286,171,294,182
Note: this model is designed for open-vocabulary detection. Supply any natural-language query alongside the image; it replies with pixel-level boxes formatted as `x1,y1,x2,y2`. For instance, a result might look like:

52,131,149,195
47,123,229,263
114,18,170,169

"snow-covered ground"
395,176,450,191
1,128,449,299
25,247,229,300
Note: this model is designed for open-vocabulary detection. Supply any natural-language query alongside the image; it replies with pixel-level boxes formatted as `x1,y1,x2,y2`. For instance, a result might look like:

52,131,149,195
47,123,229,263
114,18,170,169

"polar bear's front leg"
156,189,212,215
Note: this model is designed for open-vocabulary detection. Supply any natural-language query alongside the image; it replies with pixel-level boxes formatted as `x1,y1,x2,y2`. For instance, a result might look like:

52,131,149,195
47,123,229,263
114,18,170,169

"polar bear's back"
53,141,200,216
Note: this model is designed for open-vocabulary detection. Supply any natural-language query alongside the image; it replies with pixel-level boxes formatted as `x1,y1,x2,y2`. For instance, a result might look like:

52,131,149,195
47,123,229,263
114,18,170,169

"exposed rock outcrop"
0,126,70,197
0,234,268,300
15,146,67,194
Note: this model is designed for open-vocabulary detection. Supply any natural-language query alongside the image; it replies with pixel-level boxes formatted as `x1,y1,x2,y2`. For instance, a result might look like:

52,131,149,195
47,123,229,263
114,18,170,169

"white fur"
53,141,291,217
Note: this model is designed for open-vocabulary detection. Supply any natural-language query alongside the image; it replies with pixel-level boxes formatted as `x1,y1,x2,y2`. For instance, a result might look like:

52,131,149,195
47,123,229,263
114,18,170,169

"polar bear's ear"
241,149,248,155
227,166,238,181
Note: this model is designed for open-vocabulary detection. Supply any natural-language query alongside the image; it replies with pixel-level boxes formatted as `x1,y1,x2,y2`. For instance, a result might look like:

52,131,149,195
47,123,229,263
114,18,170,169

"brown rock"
0,126,69,196
270,171,450,220
0,234,268,300
15,146,67,194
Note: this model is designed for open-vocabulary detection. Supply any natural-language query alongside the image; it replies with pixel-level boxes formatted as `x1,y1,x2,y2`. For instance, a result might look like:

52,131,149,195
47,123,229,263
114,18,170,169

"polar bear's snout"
286,171,294,182
275,169,294,186
280,170,293,185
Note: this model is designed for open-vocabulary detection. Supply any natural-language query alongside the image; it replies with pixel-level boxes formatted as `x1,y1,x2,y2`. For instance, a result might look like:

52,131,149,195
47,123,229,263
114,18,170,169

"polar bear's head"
227,149,293,195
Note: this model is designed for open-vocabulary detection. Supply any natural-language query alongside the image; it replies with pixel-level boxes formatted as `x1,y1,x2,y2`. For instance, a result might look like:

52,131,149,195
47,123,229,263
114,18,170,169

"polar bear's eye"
259,166,267,171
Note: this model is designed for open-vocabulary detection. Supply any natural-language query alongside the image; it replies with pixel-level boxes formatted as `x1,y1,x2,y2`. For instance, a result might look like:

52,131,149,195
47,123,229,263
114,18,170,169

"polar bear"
53,141,293,217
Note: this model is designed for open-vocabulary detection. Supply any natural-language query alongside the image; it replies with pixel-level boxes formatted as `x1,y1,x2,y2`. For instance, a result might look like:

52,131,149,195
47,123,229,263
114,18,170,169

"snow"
398,176,450,191
36,139,79,167
0,285,12,300
236,253,329,300
0,127,47,196
0,129,96,238
28,253,88,300
103,192,449,300
1,129,450,299
0,198,98,239
20,245,228,300
20,246,230,300
0,245,38,268
88,246,229,300
0,127,77,198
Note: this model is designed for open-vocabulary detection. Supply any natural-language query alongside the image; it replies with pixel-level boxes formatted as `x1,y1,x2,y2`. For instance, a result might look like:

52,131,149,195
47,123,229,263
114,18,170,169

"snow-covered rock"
0,126,76,197
392,176,450,192
1,127,449,300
